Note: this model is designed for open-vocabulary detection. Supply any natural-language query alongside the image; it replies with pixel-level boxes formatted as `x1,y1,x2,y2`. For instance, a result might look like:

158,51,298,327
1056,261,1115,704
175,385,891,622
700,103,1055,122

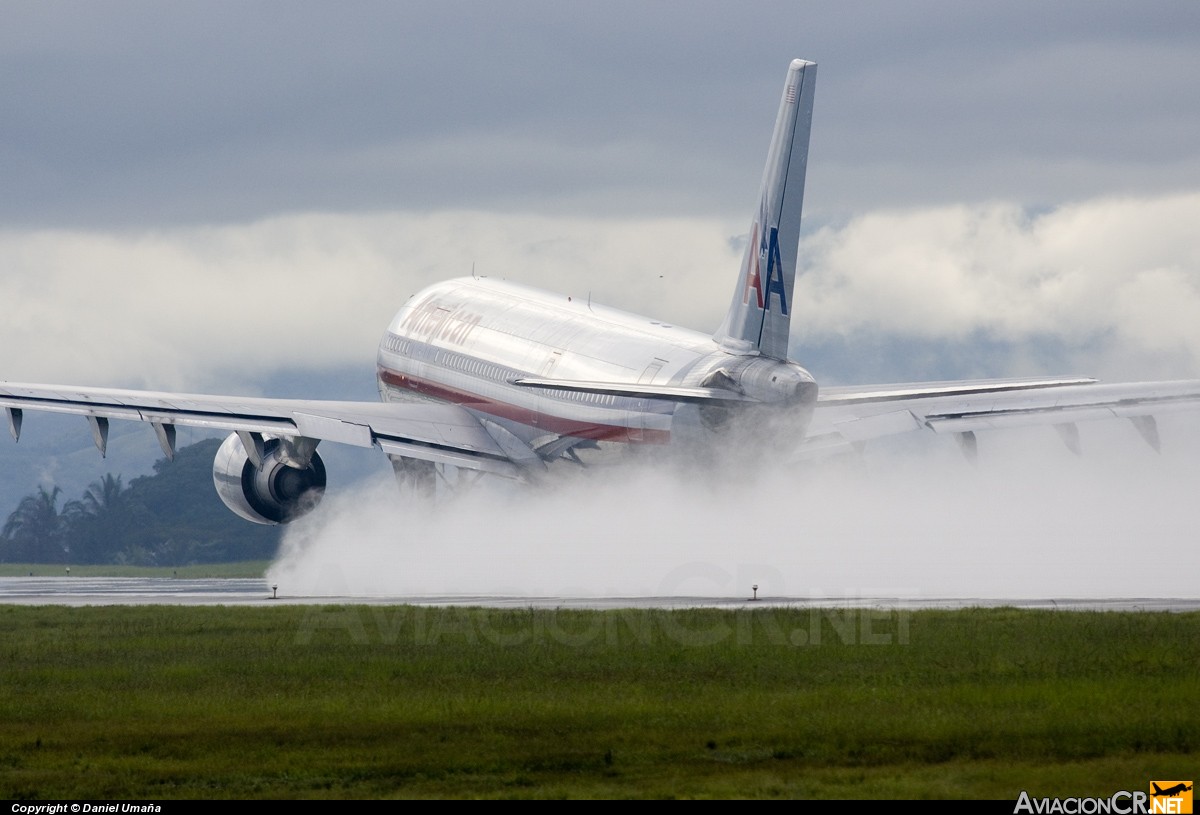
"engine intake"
212,433,327,525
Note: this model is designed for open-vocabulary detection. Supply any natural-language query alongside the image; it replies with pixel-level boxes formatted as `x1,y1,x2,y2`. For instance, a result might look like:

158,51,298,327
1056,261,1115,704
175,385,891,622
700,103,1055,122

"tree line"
0,438,280,565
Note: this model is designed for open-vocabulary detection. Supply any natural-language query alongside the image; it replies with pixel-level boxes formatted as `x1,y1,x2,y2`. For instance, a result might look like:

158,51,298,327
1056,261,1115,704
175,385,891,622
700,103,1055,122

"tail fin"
714,59,816,360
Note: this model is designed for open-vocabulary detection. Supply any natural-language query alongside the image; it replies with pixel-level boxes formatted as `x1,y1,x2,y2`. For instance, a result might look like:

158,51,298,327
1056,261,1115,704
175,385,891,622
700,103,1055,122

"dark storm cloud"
3,1,1199,228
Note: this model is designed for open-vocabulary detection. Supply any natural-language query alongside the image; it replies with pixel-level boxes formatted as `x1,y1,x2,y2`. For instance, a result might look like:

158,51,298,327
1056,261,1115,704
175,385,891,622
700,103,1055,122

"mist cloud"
268,414,1200,600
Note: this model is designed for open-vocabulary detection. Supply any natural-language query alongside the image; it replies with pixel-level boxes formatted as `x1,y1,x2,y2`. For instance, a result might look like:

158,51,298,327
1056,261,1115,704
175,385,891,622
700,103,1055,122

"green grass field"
0,604,1195,799
0,562,270,578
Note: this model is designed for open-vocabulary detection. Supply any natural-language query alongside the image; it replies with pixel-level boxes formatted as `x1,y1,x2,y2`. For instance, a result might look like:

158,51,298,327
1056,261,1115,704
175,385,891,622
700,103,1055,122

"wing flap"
814,378,1200,444
832,409,922,442
926,407,1117,434
376,439,520,477
293,413,375,447
817,377,1098,406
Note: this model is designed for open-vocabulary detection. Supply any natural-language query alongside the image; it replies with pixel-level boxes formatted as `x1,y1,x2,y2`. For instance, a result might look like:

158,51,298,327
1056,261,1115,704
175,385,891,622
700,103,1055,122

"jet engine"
212,432,327,525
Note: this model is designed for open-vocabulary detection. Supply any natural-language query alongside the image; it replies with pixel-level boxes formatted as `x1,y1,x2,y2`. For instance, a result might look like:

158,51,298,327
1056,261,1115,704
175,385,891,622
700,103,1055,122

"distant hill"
0,414,221,523
1,439,281,565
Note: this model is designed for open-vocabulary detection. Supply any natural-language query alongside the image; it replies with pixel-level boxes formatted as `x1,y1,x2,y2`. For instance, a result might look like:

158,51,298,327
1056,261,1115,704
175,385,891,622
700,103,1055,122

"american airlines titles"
404,300,484,347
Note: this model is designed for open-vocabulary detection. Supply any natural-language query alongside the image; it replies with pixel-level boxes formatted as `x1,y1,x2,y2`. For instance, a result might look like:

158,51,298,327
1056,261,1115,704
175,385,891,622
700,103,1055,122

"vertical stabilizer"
714,59,816,360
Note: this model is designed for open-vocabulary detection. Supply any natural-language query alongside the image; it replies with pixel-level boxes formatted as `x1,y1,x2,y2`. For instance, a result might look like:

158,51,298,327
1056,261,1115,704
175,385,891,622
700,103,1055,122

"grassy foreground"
0,561,270,578
0,604,1196,799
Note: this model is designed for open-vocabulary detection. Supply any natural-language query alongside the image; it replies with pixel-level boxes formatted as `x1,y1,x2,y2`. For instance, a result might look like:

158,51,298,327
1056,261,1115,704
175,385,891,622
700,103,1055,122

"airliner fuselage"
376,277,818,457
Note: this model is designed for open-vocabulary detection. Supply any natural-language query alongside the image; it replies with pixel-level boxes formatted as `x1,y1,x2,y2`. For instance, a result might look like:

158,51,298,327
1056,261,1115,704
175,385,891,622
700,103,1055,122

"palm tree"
1,485,68,563
62,474,128,564
76,474,126,518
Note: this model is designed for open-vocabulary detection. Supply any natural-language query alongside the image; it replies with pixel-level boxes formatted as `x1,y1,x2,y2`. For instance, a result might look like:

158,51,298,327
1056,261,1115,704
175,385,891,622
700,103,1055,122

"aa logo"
1150,781,1193,814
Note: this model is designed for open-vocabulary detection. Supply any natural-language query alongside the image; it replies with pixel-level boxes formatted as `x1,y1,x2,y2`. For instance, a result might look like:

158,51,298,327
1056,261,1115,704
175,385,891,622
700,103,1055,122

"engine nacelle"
212,433,327,525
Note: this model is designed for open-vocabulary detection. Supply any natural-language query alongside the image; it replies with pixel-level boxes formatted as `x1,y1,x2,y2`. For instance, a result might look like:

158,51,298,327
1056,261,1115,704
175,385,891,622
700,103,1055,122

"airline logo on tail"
741,221,789,315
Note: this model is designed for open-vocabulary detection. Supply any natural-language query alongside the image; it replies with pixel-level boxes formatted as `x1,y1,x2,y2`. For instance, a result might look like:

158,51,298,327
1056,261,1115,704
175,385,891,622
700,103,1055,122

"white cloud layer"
796,193,1200,379
2,192,1198,390
0,212,740,390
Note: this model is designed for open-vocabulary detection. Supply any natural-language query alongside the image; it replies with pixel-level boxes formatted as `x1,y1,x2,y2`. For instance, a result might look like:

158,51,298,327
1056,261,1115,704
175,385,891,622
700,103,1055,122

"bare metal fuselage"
376,277,818,457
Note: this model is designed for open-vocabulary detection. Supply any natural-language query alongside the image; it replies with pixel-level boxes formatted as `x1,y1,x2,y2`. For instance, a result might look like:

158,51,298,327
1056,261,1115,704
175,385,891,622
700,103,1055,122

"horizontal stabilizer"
510,377,759,403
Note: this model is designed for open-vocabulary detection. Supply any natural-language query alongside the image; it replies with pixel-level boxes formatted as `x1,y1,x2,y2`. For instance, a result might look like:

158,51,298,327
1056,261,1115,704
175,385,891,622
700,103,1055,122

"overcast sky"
2,0,1199,391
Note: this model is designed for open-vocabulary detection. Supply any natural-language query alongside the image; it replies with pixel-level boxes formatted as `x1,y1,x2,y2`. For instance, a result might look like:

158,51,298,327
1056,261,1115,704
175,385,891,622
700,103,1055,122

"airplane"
1152,783,1193,798
2,58,1199,525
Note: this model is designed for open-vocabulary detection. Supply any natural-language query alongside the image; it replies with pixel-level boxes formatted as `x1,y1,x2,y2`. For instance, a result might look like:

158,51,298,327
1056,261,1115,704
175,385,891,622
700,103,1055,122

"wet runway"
2,576,1198,611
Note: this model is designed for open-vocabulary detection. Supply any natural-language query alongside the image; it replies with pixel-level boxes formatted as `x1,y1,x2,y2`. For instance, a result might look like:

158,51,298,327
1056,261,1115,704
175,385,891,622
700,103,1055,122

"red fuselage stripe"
377,367,671,444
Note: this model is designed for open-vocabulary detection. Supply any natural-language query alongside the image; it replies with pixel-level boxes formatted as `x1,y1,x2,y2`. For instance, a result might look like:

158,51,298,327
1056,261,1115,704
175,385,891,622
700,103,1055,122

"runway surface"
2,576,1198,611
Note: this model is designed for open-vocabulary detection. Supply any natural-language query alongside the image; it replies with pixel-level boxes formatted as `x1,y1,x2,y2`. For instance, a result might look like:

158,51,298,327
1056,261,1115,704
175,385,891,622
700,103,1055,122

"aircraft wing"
0,382,522,477
7,376,1200,474
809,377,1200,452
